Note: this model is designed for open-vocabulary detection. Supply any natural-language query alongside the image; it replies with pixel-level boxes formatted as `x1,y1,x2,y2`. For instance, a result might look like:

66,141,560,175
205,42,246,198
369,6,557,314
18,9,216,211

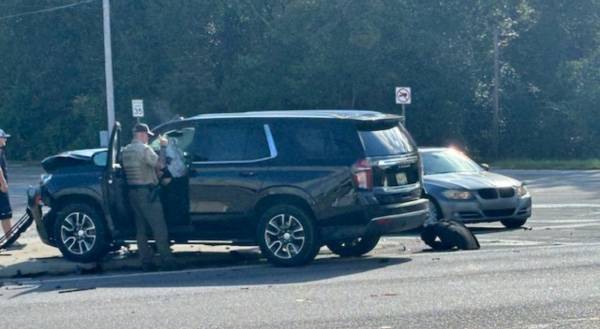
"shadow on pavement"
468,226,530,235
8,255,411,298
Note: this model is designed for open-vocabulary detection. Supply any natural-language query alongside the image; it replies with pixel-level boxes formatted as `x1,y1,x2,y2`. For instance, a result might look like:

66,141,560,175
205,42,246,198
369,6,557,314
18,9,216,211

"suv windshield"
358,122,415,157
421,149,482,175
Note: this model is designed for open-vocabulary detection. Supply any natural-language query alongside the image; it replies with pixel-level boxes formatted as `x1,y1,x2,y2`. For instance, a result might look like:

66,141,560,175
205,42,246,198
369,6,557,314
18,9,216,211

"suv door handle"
239,171,256,177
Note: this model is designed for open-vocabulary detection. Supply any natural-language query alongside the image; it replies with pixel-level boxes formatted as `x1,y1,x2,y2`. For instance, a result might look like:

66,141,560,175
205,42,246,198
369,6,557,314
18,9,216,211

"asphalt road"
2,169,600,328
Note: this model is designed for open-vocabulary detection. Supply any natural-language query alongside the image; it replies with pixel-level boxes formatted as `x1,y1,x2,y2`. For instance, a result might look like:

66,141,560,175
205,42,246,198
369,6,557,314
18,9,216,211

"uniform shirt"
122,140,159,186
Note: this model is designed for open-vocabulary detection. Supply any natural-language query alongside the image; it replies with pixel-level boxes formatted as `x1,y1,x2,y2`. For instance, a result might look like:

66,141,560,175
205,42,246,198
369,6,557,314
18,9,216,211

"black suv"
28,110,428,266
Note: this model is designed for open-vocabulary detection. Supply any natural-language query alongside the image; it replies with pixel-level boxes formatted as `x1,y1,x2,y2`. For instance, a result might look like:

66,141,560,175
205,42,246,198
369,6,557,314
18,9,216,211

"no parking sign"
395,87,411,105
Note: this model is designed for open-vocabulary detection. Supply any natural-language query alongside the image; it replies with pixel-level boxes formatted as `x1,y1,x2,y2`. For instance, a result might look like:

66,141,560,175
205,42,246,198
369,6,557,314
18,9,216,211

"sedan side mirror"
480,163,490,171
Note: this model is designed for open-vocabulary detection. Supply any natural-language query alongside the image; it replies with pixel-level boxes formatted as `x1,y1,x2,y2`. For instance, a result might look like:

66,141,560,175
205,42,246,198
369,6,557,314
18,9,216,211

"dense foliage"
0,0,599,160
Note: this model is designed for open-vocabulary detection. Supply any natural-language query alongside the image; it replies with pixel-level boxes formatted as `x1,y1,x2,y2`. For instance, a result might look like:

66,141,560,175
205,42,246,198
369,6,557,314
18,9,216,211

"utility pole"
103,0,115,135
491,28,500,159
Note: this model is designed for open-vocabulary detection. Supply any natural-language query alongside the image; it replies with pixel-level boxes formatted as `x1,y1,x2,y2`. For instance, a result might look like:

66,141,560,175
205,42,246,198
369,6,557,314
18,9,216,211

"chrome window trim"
192,124,278,165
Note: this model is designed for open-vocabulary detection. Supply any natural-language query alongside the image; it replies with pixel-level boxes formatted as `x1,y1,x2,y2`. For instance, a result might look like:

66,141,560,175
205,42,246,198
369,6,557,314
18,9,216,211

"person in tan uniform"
122,123,176,270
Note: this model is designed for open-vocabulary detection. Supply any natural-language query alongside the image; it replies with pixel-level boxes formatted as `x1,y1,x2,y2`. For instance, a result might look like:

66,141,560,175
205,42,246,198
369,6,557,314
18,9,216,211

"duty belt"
128,184,157,190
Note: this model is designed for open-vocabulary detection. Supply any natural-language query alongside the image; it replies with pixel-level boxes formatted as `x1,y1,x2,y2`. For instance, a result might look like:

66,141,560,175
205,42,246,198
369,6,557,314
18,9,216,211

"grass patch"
492,159,600,170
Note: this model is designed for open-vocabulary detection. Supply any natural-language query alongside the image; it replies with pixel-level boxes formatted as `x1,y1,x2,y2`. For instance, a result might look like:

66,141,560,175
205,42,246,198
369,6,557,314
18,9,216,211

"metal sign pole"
103,0,115,134
402,104,406,125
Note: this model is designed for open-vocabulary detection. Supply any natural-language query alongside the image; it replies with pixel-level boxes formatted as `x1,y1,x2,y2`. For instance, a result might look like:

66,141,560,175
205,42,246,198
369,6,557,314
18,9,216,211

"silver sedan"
420,147,532,228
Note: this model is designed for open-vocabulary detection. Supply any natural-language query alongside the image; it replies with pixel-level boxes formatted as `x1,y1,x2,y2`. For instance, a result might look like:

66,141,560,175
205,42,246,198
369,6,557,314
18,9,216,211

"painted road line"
528,219,600,223
477,239,544,246
532,223,600,230
534,204,600,208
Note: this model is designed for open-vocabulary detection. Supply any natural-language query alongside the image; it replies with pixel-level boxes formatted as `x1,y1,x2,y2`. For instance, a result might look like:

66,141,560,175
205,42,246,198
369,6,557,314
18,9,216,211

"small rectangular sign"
132,99,144,118
99,130,109,147
395,87,411,105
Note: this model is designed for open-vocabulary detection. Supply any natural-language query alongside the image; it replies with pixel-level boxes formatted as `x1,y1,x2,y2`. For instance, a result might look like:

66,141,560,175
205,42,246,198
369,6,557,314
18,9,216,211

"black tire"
54,203,109,263
421,225,453,250
501,218,528,228
326,236,380,257
257,204,320,267
421,220,480,251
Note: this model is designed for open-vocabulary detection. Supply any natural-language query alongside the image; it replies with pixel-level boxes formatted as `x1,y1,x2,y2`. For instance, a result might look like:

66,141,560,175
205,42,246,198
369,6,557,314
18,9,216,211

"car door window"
151,126,196,153
192,121,270,162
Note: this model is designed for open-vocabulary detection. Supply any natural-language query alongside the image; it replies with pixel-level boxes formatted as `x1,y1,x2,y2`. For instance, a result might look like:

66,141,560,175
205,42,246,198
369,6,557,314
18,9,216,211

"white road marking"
529,218,600,222
477,239,544,246
532,223,600,230
534,204,600,209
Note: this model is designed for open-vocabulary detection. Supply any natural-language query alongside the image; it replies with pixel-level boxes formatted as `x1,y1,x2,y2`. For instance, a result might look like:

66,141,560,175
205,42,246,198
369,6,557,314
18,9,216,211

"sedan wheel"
425,198,442,226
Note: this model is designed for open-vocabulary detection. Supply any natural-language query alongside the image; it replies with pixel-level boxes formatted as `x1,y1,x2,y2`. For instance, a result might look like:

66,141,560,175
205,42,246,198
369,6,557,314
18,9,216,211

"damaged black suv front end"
27,149,108,248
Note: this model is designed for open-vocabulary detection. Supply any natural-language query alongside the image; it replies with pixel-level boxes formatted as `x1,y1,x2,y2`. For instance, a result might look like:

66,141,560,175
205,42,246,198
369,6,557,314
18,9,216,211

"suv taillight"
352,159,373,190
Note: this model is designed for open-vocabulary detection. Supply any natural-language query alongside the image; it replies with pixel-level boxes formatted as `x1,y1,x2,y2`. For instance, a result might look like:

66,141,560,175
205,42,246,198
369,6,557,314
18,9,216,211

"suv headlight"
516,184,528,197
442,190,473,200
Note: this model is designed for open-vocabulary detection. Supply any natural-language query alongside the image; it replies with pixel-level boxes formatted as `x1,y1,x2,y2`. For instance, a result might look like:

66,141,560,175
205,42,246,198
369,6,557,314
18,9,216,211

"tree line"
0,0,599,160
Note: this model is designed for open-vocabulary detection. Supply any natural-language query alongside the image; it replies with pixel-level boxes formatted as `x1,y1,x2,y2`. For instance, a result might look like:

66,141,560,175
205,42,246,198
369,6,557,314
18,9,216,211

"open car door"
102,122,133,237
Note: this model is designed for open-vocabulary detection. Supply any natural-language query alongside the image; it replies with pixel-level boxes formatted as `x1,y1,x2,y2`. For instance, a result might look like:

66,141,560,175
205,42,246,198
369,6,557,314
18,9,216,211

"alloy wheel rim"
60,212,97,255
264,214,306,259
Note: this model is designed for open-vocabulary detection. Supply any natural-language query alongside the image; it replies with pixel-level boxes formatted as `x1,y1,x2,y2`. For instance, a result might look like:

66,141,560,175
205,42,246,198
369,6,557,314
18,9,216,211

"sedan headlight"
516,184,529,197
442,190,473,200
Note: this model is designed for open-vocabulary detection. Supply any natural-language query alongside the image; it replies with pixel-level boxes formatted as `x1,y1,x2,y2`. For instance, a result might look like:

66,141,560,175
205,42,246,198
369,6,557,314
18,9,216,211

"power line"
0,0,97,21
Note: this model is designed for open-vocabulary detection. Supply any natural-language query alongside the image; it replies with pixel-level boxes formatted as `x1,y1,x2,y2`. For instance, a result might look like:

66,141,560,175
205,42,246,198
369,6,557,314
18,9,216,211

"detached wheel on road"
54,203,109,263
257,205,320,267
501,218,528,228
326,235,380,257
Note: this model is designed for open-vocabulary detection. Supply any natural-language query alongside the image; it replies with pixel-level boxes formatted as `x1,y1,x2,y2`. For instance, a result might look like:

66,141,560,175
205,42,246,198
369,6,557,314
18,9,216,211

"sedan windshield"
421,150,482,175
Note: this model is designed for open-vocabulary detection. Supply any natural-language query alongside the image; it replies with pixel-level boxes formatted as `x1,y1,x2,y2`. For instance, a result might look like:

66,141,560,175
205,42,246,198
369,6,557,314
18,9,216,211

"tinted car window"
151,126,196,152
272,120,361,164
358,122,415,157
193,121,270,162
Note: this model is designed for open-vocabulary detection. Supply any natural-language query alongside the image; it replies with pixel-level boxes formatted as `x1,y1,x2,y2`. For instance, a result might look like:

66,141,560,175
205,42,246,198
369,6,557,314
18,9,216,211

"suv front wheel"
257,205,320,267
54,203,109,263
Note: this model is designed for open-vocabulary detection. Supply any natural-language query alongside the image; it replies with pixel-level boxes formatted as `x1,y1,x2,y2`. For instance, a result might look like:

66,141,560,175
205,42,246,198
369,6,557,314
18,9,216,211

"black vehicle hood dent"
42,148,106,173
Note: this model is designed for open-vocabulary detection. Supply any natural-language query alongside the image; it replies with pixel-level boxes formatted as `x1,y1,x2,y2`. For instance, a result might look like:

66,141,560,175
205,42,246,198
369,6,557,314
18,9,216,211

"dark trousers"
128,187,174,265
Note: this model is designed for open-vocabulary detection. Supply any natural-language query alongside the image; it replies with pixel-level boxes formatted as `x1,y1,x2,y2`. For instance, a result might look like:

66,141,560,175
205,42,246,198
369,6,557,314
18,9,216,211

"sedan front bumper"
437,193,532,223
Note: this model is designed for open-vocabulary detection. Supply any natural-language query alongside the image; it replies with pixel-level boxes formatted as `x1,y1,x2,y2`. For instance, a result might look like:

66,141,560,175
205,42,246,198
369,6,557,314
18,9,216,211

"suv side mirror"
480,163,490,171
93,151,108,167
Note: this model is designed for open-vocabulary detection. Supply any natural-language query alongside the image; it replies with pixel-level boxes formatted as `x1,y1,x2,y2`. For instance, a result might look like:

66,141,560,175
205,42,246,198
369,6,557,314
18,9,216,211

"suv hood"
424,171,521,190
42,148,106,173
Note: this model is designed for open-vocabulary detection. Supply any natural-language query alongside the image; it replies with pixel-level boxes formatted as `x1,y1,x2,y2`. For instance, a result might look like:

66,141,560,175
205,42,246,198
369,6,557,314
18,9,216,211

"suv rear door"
187,119,276,239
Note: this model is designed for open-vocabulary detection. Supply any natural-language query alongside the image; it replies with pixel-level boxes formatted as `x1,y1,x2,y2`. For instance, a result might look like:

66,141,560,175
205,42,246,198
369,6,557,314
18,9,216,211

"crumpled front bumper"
27,186,53,246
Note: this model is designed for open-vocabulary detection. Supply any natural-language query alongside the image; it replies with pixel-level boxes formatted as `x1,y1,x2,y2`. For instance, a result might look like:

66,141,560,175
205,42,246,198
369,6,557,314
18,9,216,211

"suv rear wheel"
326,235,380,257
257,205,320,267
54,203,109,263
